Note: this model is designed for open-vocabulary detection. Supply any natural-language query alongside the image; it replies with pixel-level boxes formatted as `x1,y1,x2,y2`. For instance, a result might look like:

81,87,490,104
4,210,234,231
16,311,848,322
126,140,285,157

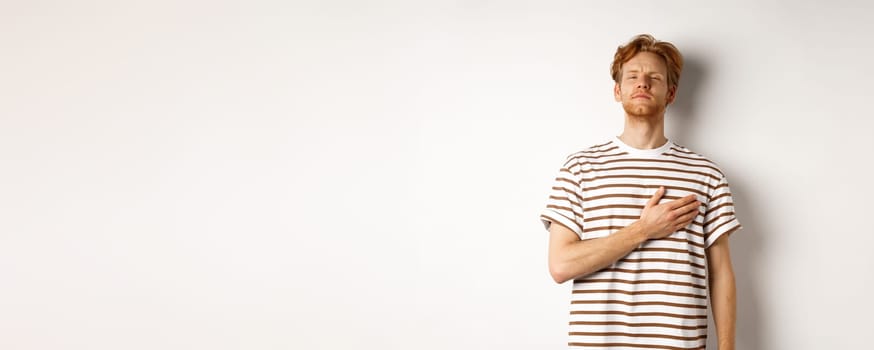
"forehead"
621,51,667,74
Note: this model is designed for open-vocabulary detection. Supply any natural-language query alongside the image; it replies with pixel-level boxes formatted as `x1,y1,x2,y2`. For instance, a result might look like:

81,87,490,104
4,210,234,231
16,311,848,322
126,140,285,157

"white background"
2,1,873,349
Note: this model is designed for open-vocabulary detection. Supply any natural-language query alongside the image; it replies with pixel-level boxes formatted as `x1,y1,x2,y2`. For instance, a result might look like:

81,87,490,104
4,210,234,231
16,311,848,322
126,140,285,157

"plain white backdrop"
2,1,873,349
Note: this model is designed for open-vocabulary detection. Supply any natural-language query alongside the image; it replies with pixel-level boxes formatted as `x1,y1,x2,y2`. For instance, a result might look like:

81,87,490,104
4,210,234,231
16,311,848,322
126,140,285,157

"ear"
613,83,621,102
666,85,677,105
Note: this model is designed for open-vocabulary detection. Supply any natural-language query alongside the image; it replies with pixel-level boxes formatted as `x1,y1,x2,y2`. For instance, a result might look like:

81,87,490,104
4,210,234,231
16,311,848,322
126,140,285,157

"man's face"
613,51,676,118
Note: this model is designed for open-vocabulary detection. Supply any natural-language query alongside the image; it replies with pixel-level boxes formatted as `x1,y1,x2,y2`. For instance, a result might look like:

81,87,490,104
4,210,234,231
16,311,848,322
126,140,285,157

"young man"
540,34,741,349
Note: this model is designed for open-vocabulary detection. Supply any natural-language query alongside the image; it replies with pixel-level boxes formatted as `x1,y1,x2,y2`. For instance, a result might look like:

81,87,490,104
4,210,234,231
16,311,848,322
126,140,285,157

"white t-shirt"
540,137,742,349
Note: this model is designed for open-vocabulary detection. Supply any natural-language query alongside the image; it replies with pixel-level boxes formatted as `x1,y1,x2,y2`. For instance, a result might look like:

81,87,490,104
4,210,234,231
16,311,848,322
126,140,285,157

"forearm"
709,263,736,350
550,221,648,283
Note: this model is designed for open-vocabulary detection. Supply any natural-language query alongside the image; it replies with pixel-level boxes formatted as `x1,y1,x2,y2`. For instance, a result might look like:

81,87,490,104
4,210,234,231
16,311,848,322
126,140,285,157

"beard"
622,99,666,118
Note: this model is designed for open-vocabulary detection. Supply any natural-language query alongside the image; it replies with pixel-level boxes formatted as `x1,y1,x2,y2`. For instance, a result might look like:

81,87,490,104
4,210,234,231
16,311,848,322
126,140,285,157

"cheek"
619,83,633,94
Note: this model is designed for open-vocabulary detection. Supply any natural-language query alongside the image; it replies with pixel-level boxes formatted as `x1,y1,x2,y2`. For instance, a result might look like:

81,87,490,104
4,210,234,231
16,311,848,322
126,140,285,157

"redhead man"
540,34,741,349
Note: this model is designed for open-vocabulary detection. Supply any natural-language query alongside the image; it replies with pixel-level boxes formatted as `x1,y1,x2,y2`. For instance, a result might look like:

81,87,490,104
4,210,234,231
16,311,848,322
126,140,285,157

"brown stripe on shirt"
710,192,732,202
706,220,740,239
619,257,706,270
569,310,707,319
585,158,722,174
575,278,707,290
571,300,706,310
582,183,708,197
567,342,705,350
573,165,721,181
599,267,706,280
704,212,736,227
546,204,584,219
548,195,582,208
583,214,639,222
678,228,705,239
551,186,583,202
570,320,708,330
669,147,698,155
586,193,683,202
704,202,734,217
568,331,707,341
572,289,707,300
584,203,645,212
704,224,741,243
555,176,580,187
580,174,716,190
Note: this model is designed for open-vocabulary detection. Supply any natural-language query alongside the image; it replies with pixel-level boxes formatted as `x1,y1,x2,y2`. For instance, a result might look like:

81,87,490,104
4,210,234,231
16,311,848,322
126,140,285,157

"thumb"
645,186,664,208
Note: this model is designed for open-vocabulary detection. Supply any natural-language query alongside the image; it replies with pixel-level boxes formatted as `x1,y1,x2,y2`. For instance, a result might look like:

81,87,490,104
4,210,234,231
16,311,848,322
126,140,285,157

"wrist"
626,221,650,244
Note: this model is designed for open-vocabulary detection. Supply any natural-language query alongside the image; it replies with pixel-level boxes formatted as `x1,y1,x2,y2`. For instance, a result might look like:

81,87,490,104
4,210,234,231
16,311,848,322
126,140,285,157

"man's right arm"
547,187,700,284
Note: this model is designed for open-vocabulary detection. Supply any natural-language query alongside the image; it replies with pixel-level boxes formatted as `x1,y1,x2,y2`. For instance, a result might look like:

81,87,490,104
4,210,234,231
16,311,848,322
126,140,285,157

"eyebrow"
625,70,664,76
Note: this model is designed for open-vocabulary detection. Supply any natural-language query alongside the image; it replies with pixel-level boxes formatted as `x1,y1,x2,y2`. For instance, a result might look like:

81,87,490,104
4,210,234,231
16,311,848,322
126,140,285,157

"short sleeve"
703,175,743,247
539,160,585,238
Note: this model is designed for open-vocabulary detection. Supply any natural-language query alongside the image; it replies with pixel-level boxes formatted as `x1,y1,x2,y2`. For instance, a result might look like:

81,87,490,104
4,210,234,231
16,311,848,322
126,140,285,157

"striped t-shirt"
540,137,742,349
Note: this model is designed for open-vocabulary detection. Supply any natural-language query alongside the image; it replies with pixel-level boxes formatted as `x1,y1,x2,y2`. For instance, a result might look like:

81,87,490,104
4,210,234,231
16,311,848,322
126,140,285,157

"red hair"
610,34,683,89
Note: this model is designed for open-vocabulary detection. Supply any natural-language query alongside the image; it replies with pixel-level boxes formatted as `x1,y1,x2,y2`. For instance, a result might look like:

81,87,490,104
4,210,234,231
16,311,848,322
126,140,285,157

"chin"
625,107,657,117
623,102,665,118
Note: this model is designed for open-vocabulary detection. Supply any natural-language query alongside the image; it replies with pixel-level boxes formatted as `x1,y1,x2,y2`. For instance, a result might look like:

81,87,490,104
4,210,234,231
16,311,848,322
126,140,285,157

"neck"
619,114,667,149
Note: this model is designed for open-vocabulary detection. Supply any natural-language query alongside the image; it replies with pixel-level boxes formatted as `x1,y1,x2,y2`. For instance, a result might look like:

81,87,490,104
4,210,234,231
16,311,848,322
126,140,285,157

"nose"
635,76,650,89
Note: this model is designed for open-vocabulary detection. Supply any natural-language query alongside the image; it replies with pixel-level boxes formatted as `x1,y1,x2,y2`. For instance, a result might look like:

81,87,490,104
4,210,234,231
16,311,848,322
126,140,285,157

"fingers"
672,203,700,230
678,199,701,215
646,186,665,208
667,194,698,209
676,208,699,224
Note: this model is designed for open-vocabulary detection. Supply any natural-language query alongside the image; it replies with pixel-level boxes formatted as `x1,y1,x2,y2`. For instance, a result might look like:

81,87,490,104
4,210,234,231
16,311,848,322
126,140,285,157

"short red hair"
610,34,683,89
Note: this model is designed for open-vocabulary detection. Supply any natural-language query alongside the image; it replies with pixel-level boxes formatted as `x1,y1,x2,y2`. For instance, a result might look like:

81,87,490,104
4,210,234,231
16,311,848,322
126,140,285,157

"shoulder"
664,143,727,178
564,140,621,164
